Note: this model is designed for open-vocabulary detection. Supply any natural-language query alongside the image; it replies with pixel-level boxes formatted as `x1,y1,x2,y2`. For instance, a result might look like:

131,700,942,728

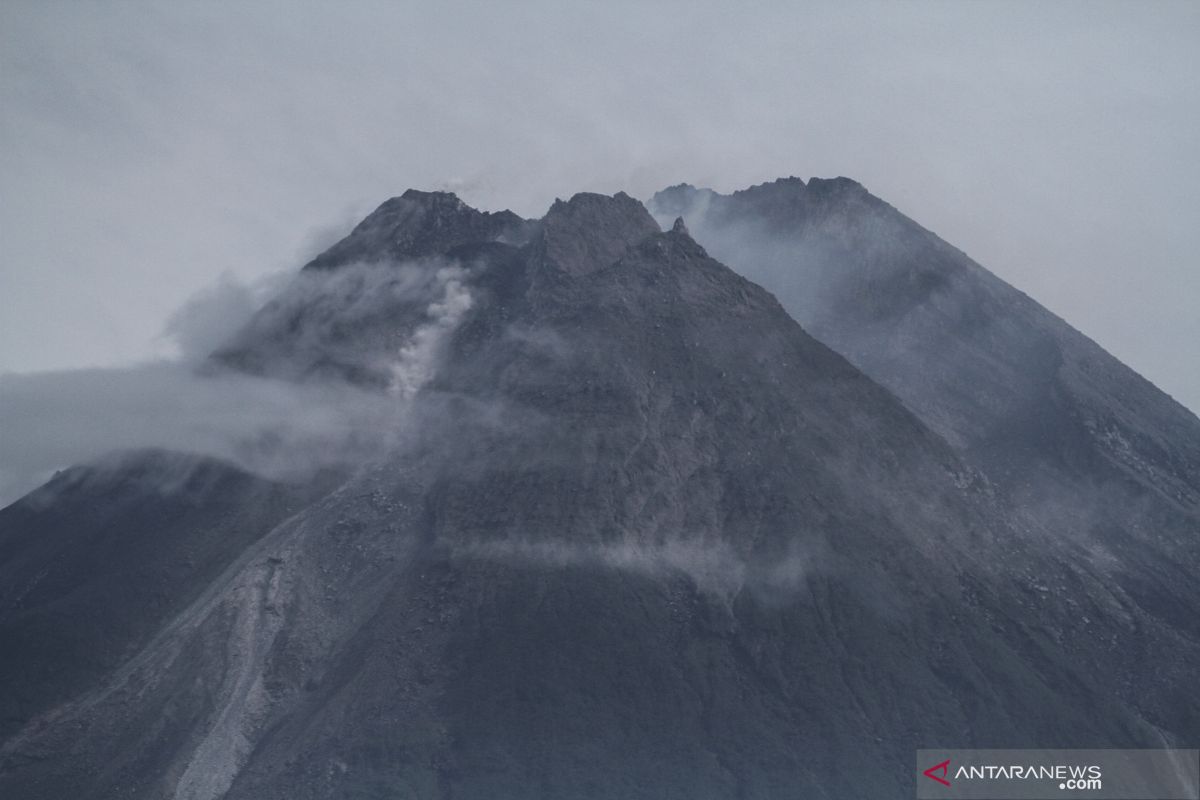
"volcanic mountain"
0,184,1196,799
650,178,1200,516
650,177,1200,658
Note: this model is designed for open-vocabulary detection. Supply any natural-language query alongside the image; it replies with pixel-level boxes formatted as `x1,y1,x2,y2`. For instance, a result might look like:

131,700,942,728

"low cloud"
452,537,810,599
161,271,290,362
0,259,474,506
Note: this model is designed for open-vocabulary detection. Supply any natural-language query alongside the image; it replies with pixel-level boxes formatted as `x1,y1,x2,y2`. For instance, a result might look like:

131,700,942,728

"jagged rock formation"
1,184,1197,799
303,189,535,271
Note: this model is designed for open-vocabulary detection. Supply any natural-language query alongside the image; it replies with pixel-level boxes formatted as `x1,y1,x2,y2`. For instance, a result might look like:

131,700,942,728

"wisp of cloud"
0,259,474,506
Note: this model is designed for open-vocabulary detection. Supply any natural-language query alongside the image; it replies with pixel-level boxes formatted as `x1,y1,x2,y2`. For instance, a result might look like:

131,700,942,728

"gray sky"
2,1,1198,412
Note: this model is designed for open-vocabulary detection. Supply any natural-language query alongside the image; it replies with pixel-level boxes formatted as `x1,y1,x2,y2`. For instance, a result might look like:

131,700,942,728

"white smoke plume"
390,267,473,399
452,537,810,599
0,261,474,506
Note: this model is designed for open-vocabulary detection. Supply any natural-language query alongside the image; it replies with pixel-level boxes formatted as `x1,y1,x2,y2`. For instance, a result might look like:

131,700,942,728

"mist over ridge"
5,2,1198,414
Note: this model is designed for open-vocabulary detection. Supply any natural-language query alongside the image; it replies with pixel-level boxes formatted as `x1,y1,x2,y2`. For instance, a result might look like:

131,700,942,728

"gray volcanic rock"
0,451,332,743
1,187,1197,799
535,191,661,276
212,191,526,384
650,179,1200,594
652,176,1200,757
304,189,534,271
650,178,1200,501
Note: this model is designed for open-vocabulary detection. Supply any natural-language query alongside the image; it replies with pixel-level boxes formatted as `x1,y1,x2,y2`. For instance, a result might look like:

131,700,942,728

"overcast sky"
2,1,1198,413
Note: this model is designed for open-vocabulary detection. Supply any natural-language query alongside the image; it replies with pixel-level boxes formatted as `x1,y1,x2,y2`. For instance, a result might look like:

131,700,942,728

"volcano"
1,182,1197,799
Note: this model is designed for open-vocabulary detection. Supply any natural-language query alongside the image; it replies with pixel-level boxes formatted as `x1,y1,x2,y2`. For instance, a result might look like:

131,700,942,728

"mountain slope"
649,178,1200,505
650,179,1200,653
0,188,1196,799
0,452,330,744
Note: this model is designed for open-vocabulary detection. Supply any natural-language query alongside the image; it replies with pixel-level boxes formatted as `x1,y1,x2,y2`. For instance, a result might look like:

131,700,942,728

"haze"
2,1,1198,413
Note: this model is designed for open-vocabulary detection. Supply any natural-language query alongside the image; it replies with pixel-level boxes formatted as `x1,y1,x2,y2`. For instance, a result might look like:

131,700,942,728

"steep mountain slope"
650,178,1200,506
0,452,331,743
0,188,1196,799
651,178,1200,640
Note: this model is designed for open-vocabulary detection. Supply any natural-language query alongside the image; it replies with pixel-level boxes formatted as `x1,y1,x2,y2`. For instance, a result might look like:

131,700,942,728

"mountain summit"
1,183,1197,799
304,189,534,271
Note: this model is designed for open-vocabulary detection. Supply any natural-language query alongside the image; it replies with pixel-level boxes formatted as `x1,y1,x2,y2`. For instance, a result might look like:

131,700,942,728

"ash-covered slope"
0,452,331,743
1,190,1197,799
652,180,1200,633
650,179,1200,507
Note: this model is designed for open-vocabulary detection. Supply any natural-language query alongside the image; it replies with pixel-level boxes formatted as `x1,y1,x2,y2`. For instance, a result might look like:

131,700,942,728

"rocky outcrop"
304,189,534,271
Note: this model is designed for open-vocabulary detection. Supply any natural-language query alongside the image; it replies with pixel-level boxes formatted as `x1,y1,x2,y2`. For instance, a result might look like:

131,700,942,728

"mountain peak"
650,183,717,219
544,190,653,221
537,191,661,275
724,175,867,205
303,190,531,270
397,188,469,211
804,175,866,197
6,175,1200,800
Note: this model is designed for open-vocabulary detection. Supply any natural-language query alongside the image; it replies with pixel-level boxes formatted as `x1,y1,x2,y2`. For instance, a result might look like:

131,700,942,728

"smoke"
161,271,290,363
389,267,473,399
646,183,1064,454
452,537,810,599
647,185,872,335
0,260,475,507
0,362,385,503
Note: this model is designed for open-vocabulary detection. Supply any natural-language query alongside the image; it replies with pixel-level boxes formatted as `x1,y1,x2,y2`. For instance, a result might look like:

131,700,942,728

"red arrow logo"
923,759,951,787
